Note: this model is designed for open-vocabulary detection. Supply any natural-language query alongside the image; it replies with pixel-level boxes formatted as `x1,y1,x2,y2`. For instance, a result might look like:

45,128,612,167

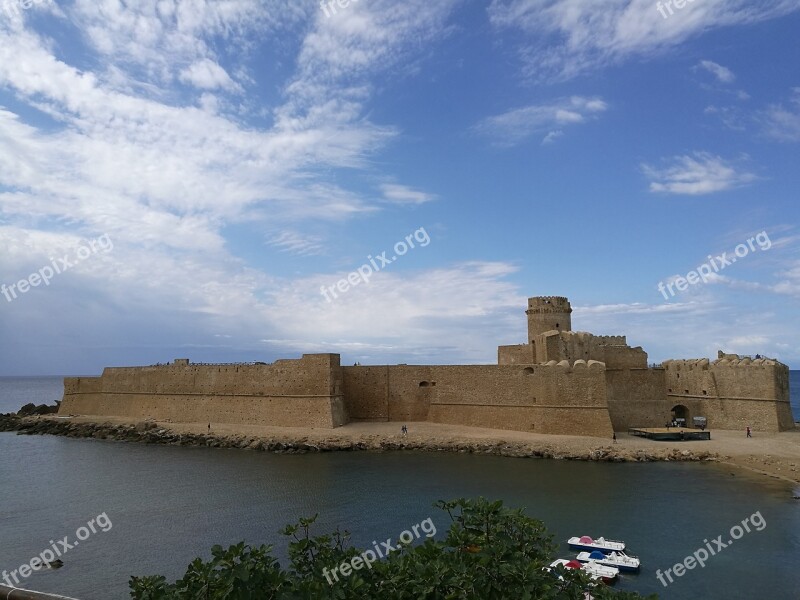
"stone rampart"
60,354,346,429
662,355,793,431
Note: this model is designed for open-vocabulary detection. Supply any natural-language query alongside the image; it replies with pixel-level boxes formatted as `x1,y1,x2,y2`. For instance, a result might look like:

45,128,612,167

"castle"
59,296,794,437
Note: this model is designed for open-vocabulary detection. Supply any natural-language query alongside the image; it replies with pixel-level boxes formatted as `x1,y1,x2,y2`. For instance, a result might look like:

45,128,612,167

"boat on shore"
576,550,640,572
567,535,625,553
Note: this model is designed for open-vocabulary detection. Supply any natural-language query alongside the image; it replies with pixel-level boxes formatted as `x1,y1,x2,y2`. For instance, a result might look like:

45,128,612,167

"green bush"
130,498,656,599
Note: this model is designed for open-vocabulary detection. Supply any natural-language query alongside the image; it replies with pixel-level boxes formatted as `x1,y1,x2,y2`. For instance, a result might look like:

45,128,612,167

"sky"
0,0,799,376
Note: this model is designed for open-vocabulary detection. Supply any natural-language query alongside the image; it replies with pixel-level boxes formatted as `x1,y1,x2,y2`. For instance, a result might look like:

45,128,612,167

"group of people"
401,424,408,436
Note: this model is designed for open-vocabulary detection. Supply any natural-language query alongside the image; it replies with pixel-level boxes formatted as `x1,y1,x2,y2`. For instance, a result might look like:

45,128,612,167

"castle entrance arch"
671,404,690,425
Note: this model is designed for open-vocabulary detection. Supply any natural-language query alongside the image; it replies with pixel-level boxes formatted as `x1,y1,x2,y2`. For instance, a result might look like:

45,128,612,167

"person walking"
746,426,752,438
612,432,617,444
208,423,211,433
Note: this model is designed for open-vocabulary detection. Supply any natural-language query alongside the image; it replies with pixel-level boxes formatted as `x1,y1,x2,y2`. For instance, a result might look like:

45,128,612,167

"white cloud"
703,104,748,131
574,298,797,364
642,152,758,195
475,96,608,146
380,183,436,205
541,130,563,145
487,0,800,81
64,0,307,87
769,260,800,297
179,59,240,92
723,335,770,351
0,0,474,373
577,301,706,316
697,60,736,83
266,231,326,256
0,0,462,242
761,88,800,142
262,261,525,364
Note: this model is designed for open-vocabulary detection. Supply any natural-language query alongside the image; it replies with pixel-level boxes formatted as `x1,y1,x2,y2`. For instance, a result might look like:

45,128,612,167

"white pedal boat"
576,550,640,572
549,559,619,583
567,535,625,553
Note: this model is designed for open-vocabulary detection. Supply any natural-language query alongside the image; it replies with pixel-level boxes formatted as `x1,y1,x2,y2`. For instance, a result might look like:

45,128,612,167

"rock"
17,402,59,416
17,403,37,416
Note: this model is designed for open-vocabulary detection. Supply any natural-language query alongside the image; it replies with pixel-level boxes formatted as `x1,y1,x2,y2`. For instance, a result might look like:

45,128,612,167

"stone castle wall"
662,357,794,432
60,354,346,429
426,361,611,436
342,361,613,437
605,367,668,430
497,344,534,365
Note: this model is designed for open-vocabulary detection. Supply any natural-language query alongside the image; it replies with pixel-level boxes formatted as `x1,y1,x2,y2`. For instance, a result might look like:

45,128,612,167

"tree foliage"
130,498,656,600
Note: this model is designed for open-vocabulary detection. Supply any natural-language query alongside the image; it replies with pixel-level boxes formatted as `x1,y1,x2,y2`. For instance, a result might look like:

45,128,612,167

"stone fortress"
59,296,794,437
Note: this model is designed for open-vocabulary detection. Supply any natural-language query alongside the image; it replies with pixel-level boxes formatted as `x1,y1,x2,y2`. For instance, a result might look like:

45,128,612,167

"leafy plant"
129,498,656,600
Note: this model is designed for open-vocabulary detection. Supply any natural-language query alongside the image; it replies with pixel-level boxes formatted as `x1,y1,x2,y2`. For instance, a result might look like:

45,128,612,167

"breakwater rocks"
0,415,722,463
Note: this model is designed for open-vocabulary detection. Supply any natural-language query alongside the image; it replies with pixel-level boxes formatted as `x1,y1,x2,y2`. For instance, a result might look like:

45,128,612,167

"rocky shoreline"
0,414,721,463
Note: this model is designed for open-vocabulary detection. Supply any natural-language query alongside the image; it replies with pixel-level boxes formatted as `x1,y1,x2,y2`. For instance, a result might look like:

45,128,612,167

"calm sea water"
0,376,65,414
0,377,799,600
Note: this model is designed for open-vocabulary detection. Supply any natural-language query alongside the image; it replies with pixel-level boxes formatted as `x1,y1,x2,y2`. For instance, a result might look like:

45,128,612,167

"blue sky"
0,0,799,375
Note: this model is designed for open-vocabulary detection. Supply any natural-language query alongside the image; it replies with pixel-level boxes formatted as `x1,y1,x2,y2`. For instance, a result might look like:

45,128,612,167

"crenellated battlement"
528,295,570,305
663,359,711,371
664,355,785,369
541,359,606,372
714,351,782,367
714,358,781,367
592,335,627,346
526,296,572,313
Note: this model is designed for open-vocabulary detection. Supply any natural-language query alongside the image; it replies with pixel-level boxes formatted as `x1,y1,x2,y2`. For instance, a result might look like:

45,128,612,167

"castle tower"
526,296,572,342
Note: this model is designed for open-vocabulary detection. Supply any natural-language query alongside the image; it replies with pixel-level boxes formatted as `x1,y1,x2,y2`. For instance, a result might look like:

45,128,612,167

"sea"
1,375,799,600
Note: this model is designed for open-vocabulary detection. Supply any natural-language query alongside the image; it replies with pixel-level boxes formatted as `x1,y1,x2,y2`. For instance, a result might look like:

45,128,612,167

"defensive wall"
662,355,794,432
604,367,667,430
60,354,346,428
341,361,613,437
